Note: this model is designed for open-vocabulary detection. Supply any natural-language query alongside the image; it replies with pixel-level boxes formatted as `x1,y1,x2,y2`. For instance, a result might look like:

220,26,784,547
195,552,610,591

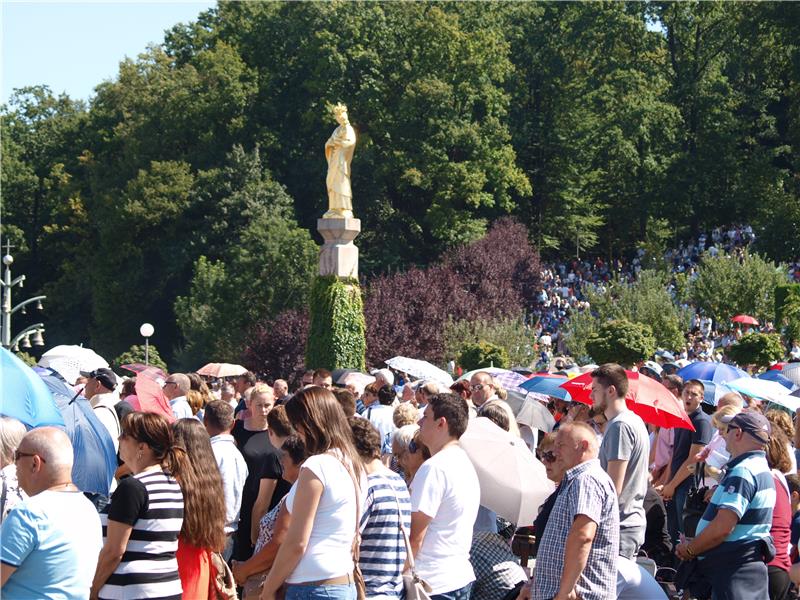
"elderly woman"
391,425,430,484
0,416,28,521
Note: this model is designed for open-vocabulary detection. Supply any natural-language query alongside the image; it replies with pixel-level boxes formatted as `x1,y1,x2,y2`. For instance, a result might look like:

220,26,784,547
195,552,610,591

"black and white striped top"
99,469,184,600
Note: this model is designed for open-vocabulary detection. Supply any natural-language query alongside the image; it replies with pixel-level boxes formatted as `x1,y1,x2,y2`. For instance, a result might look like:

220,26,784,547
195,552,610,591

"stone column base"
317,217,361,278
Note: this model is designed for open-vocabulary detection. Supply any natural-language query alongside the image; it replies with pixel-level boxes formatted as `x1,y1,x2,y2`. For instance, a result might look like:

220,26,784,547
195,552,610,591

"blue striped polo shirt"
696,450,775,559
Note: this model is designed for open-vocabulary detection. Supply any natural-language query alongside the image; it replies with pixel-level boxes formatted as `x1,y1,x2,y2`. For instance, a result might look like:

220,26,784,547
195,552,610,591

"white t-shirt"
410,445,480,594
285,452,365,584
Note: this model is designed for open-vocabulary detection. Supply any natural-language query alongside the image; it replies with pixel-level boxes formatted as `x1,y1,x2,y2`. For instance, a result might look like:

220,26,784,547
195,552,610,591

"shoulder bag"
392,487,432,600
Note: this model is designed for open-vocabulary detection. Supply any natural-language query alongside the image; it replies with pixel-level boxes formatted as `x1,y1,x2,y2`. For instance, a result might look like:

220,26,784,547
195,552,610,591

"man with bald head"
273,378,290,405
163,373,193,419
1,427,102,598
469,371,498,410
528,422,619,600
716,391,745,411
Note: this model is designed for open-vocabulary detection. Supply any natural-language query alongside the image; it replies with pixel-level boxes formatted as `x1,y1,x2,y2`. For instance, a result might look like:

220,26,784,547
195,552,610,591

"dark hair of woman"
281,434,308,466
285,386,363,478
266,405,293,438
348,417,382,461
171,419,227,552
766,427,792,475
121,412,187,476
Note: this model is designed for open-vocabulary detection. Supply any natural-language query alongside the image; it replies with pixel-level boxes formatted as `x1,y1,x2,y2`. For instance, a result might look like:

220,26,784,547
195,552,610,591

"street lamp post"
0,246,46,351
140,323,154,366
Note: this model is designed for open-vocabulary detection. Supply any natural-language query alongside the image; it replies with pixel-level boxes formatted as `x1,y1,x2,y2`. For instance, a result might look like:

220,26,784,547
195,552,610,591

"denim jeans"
284,583,356,600
666,479,692,546
430,582,473,600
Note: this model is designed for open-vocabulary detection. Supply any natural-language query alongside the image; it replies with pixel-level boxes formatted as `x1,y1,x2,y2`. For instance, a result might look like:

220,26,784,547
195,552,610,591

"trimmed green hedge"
306,276,366,371
458,341,509,371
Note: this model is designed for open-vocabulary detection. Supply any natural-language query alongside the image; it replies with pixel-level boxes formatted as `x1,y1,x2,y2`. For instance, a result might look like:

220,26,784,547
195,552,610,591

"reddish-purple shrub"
242,308,309,386
243,218,541,375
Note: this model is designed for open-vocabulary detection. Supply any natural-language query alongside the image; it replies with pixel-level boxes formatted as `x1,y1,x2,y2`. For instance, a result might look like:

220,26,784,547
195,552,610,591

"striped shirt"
697,450,775,560
99,469,184,600
359,469,411,600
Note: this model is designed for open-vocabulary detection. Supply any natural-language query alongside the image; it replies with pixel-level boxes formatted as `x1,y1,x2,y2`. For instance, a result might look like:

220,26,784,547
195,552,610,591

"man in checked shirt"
528,422,619,600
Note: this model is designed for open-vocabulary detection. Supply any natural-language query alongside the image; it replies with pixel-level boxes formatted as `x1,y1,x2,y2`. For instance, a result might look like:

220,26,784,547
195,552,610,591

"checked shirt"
533,458,619,600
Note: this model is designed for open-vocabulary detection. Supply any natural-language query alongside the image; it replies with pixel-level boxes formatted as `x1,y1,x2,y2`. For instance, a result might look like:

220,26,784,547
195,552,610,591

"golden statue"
323,103,357,218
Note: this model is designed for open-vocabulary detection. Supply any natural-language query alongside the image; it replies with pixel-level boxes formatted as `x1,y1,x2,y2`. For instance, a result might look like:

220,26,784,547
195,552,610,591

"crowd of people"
4,356,800,600
531,223,799,362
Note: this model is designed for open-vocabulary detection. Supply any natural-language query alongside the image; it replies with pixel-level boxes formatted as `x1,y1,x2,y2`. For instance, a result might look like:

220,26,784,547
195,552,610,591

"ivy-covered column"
306,104,366,370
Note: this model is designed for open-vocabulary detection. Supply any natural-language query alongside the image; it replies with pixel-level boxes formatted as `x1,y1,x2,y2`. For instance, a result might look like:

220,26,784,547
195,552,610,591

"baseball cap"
720,411,771,444
79,368,117,390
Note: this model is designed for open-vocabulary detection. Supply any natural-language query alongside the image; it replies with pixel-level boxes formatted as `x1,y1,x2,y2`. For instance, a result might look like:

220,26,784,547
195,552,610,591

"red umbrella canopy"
731,314,759,326
559,371,695,431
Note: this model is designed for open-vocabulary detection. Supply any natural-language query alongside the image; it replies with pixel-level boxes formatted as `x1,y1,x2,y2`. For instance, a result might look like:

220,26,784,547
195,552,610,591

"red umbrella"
559,371,695,430
731,314,759,326
769,363,786,371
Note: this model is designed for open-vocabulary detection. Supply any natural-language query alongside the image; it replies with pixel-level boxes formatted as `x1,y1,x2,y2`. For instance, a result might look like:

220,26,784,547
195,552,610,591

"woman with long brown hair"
260,386,365,600
172,418,227,598
91,412,186,600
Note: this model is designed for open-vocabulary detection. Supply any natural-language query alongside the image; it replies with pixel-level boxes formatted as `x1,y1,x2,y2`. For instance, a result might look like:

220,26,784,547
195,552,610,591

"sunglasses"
409,439,419,454
14,450,45,463
536,450,556,463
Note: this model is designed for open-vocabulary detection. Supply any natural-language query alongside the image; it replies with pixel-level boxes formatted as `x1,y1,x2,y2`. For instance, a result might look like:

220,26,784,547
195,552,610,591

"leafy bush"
443,315,533,367
306,277,366,371
585,320,656,367
775,284,800,344
691,251,787,327
242,308,309,386
458,341,510,371
727,333,785,369
113,344,168,372
563,270,690,356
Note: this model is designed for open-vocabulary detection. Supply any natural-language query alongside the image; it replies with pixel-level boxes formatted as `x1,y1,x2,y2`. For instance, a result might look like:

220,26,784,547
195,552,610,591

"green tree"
306,277,366,371
443,315,533,368
113,344,168,372
458,341,509,371
726,333,785,369
562,270,690,356
690,251,788,327
585,320,656,367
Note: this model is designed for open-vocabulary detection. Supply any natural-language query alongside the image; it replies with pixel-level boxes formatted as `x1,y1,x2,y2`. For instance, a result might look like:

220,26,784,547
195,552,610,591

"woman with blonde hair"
172,419,227,598
260,386,365,600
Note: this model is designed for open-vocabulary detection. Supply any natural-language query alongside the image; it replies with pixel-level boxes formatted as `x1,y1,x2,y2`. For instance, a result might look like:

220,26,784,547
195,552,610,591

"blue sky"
2,1,216,105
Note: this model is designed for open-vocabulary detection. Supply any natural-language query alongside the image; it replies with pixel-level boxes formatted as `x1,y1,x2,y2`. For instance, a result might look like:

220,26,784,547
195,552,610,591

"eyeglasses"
409,439,419,454
470,384,488,391
536,450,556,463
163,381,177,387
14,450,45,463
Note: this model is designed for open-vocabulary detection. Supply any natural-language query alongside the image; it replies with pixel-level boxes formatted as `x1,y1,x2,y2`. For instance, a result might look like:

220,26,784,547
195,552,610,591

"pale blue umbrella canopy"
0,347,63,427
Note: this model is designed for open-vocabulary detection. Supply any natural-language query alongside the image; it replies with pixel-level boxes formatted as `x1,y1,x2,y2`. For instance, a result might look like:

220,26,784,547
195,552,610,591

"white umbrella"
514,394,557,433
38,344,109,385
384,356,453,387
723,377,800,411
459,417,555,525
196,363,249,378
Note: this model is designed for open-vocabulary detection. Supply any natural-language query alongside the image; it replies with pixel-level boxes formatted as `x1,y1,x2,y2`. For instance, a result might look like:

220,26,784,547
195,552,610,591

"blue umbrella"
757,370,797,391
519,376,573,401
676,362,749,385
34,367,116,496
697,380,724,407
0,347,63,427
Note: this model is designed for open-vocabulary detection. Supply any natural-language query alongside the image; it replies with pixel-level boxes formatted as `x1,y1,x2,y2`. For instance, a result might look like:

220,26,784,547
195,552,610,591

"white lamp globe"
139,323,155,338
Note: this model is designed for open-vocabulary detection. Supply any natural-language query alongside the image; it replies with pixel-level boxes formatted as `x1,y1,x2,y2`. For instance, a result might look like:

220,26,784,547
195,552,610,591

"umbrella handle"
69,387,85,405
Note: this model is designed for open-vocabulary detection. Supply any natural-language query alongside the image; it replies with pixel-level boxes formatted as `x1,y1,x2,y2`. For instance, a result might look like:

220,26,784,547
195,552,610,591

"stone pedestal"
317,217,361,278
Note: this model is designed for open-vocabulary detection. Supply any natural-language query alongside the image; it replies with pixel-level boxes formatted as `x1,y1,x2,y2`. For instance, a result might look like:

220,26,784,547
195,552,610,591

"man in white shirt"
163,373,193,419
411,393,480,599
80,368,120,453
204,400,248,561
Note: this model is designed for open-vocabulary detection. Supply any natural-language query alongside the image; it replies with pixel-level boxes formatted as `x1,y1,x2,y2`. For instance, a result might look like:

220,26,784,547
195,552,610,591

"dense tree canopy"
3,1,800,368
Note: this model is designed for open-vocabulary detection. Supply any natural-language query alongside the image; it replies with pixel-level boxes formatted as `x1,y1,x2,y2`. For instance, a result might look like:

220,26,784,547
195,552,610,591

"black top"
669,408,713,483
